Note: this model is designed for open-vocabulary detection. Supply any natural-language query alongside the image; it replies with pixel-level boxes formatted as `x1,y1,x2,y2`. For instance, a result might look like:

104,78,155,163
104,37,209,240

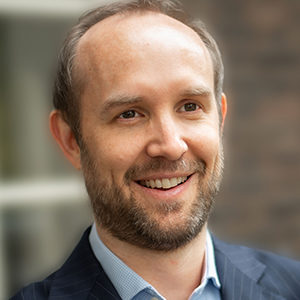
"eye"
118,110,140,119
178,102,201,112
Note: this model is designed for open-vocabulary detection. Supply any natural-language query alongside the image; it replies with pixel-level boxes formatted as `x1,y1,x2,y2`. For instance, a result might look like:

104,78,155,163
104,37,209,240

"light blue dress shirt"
89,223,221,300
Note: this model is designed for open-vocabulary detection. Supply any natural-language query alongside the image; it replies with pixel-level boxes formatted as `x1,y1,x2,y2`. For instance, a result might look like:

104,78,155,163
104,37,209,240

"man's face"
76,13,224,251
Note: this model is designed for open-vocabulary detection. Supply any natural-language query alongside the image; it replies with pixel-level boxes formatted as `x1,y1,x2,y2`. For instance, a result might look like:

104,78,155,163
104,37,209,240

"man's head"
52,0,224,140
50,0,227,251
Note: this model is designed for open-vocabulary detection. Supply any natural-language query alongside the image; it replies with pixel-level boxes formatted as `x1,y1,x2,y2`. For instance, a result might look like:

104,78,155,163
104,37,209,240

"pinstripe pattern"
10,227,300,300
213,236,300,300
10,227,121,300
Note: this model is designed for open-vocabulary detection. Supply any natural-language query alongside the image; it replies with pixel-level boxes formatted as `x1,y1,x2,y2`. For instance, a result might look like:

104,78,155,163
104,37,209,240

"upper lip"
134,172,194,181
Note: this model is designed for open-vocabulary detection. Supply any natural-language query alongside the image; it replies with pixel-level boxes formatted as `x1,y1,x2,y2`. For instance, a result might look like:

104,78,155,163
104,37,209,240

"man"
11,0,300,299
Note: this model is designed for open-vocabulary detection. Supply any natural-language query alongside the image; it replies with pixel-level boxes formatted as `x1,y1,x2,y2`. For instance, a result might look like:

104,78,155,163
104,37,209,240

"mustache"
124,158,206,184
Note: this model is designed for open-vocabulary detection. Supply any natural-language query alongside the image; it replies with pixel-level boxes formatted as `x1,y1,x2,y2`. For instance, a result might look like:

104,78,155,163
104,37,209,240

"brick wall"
184,0,300,258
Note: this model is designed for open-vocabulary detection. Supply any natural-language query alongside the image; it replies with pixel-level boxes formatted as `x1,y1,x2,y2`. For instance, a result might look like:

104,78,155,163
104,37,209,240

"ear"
220,93,227,131
49,110,81,170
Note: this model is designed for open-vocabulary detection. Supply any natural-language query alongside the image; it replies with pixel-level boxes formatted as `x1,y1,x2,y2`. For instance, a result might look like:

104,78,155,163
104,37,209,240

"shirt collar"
89,223,221,300
89,224,153,300
205,230,221,288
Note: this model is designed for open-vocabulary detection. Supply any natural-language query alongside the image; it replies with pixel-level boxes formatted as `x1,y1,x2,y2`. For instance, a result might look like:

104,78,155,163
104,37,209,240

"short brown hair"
53,0,224,140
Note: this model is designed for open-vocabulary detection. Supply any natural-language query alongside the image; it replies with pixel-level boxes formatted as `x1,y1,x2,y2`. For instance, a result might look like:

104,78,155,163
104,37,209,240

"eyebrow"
100,95,143,117
180,86,212,98
99,86,212,118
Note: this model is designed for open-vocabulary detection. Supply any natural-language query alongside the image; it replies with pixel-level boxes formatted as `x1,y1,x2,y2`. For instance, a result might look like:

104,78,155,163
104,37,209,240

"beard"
80,142,224,252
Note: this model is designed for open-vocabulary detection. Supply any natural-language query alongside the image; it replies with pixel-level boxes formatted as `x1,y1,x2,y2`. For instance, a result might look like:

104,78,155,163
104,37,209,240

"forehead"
78,11,208,55
75,12,213,91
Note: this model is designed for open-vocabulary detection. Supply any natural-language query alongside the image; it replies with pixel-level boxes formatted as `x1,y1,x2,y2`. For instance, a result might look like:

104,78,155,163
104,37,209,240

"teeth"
162,178,171,189
155,179,162,188
149,179,156,188
170,177,178,186
141,176,188,189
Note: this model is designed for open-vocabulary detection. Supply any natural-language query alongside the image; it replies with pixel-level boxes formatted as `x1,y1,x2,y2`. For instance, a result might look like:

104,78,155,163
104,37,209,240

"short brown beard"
80,142,223,252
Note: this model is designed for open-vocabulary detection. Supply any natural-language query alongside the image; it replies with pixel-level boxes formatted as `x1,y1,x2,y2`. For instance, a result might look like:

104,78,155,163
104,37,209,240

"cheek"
89,131,146,173
188,125,220,164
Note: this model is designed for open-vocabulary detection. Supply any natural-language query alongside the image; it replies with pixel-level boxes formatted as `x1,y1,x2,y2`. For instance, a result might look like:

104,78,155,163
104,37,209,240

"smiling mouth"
137,176,190,190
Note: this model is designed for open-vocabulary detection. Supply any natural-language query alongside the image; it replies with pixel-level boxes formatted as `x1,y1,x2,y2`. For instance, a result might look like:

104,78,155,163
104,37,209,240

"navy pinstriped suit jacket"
11,227,300,300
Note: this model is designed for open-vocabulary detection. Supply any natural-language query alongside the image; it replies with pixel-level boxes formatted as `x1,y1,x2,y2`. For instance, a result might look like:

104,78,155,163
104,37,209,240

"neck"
96,224,207,300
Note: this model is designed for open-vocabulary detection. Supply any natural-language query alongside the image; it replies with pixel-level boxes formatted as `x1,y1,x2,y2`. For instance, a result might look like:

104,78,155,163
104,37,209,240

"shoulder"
9,227,101,300
253,246,300,274
9,274,55,300
250,245,300,296
213,235,300,273
212,235,300,299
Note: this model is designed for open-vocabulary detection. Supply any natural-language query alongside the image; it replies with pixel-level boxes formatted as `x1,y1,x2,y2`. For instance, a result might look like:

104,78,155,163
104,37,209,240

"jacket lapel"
48,227,121,300
87,271,122,300
213,236,286,300
48,227,290,300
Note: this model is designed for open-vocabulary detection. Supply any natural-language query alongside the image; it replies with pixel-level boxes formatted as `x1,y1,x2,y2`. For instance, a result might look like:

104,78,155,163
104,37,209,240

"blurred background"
0,0,299,298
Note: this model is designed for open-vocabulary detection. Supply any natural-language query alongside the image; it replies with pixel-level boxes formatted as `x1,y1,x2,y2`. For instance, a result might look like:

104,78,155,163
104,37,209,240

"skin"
50,12,227,300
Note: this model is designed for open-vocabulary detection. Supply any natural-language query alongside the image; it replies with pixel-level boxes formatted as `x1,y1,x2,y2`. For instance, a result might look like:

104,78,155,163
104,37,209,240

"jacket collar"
48,227,286,300
48,227,121,300
212,235,286,300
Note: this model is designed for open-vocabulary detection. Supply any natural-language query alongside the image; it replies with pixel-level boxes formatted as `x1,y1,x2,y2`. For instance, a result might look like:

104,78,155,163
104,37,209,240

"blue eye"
119,110,137,119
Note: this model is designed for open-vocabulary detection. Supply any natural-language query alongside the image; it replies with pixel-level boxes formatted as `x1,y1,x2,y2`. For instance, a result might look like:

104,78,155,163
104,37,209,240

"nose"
146,116,188,160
